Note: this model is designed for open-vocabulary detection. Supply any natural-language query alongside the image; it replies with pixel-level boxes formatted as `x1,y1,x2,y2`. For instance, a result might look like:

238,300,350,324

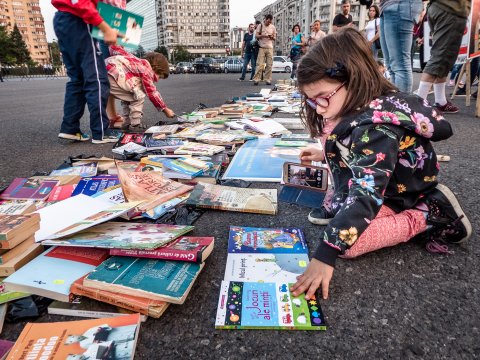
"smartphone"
282,162,328,191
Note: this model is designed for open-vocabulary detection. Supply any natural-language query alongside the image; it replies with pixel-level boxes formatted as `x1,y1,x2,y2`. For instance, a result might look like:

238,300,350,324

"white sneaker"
91,135,118,144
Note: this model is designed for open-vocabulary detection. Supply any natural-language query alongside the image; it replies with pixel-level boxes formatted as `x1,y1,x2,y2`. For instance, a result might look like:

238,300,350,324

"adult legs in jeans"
341,206,427,258
380,0,422,92
240,52,253,80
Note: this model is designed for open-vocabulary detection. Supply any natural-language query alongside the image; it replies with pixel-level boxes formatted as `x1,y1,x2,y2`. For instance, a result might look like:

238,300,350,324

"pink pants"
340,205,427,258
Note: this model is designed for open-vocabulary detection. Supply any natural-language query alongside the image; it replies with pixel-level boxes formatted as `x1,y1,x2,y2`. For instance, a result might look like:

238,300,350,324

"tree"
48,41,62,66
134,45,145,58
10,24,31,64
154,46,168,58
172,45,192,63
0,25,14,65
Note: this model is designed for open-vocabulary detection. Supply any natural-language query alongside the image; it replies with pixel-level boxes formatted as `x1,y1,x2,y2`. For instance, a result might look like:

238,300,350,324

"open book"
226,119,289,136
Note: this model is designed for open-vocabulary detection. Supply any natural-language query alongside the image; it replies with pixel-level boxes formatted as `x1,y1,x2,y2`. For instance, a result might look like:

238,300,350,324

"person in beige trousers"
253,14,276,86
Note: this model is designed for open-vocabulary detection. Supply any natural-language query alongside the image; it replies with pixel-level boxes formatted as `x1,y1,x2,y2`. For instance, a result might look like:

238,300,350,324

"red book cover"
47,184,76,202
44,246,110,266
109,236,214,263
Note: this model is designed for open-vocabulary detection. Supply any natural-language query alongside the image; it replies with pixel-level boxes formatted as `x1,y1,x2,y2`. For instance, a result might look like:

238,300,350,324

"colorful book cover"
92,2,144,49
46,184,76,202
0,339,14,359
185,183,278,215
41,222,194,250
84,257,204,304
7,314,141,360
3,246,109,302
0,277,29,304
117,133,146,145
0,178,58,201
160,158,211,178
117,166,193,212
49,162,98,178
224,253,309,283
228,226,307,254
222,138,301,182
71,176,120,197
110,236,214,263
215,281,327,330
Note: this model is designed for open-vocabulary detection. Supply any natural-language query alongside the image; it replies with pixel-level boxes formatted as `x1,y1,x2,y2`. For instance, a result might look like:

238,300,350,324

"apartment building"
0,0,49,64
126,0,158,51
255,0,369,56
230,26,246,52
156,0,230,56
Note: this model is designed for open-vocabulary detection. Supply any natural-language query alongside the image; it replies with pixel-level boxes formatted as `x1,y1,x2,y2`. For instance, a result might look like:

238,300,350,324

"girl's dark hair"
370,5,380,18
297,27,397,138
144,52,169,79
292,24,301,32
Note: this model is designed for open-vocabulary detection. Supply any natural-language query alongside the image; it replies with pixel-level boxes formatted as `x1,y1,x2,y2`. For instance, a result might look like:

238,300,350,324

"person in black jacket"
290,28,472,301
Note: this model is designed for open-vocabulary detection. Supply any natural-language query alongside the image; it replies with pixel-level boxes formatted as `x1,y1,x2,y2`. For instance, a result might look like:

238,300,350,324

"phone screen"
286,164,326,189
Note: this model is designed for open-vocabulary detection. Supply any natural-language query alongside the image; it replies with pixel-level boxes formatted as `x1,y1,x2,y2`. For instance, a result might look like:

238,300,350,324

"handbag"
374,19,381,50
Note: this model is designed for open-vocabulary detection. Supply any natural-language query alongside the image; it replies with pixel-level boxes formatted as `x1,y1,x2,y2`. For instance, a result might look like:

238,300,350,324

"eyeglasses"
305,82,346,110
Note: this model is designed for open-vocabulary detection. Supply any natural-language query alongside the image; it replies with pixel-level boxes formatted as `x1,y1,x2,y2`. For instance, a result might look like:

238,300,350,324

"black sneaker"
424,184,472,244
308,207,334,225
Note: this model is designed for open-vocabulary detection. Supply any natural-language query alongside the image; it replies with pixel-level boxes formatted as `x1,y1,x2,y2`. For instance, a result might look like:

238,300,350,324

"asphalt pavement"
0,73,479,359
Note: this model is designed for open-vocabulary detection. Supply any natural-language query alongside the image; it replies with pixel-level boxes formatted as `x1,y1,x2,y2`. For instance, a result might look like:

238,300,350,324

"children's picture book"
215,281,327,330
0,177,59,201
49,162,98,178
112,142,147,155
84,257,205,304
0,242,43,277
34,194,141,242
110,236,214,263
46,184,76,202
224,252,309,282
228,226,308,254
92,2,144,49
174,142,225,156
186,183,278,215
71,276,169,318
41,222,194,250
0,200,36,215
71,175,120,197
145,124,180,135
0,277,29,304
7,313,141,360
117,166,193,212
47,298,148,321
223,138,301,182
3,246,109,302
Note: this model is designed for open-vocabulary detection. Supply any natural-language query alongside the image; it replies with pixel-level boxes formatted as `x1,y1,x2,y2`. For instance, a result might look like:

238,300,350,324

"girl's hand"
290,258,334,300
98,22,118,45
299,144,324,163
163,108,175,118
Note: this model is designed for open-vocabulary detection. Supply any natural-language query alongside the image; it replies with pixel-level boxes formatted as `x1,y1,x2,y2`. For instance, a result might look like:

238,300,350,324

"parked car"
214,58,226,72
272,56,293,73
168,63,176,73
223,58,244,73
192,57,222,73
175,62,194,74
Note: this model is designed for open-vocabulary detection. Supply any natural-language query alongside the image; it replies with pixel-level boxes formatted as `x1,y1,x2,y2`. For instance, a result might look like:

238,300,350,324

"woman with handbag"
364,5,381,59
290,24,306,80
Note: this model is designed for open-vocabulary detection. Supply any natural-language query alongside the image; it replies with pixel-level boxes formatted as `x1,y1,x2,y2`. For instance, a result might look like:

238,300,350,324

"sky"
39,0,275,42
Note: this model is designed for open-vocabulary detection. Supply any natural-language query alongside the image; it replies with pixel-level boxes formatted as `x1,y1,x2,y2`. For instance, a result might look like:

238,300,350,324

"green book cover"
84,257,204,304
0,277,29,304
91,2,144,50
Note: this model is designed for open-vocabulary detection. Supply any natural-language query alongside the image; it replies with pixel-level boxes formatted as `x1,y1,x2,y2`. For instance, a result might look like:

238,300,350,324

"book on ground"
0,213,40,242
186,183,278,215
0,178,58,201
71,276,169,318
46,184,76,202
0,242,43,276
41,222,194,250
49,162,98,177
71,175,120,197
0,277,29,304
174,142,225,156
3,246,109,302
84,257,205,304
240,119,289,136
145,124,179,135
7,313,141,360
110,236,214,263
144,137,184,151
0,235,35,264
215,281,327,330
112,142,147,155
0,201,36,215
0,339,14,360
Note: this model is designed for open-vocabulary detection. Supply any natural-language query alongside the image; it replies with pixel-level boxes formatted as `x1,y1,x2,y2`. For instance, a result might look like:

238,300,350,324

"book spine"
70,282,150,316
109,248,199,263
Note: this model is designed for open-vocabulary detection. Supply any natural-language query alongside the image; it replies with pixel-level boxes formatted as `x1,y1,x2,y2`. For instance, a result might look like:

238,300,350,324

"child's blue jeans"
54,11,110,141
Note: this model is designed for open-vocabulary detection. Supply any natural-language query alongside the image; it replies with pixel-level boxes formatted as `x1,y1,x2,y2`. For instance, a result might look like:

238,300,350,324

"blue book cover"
222,138,301,182
278,186,326,209
3,247,109,302
215,281,327,330
72,176,120,197
84,257,204,304
160,158,206,178
228,226,307,254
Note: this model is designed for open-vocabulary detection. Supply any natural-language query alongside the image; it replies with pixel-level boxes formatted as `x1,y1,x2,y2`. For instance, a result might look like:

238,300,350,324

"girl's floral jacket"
315,92,453,266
